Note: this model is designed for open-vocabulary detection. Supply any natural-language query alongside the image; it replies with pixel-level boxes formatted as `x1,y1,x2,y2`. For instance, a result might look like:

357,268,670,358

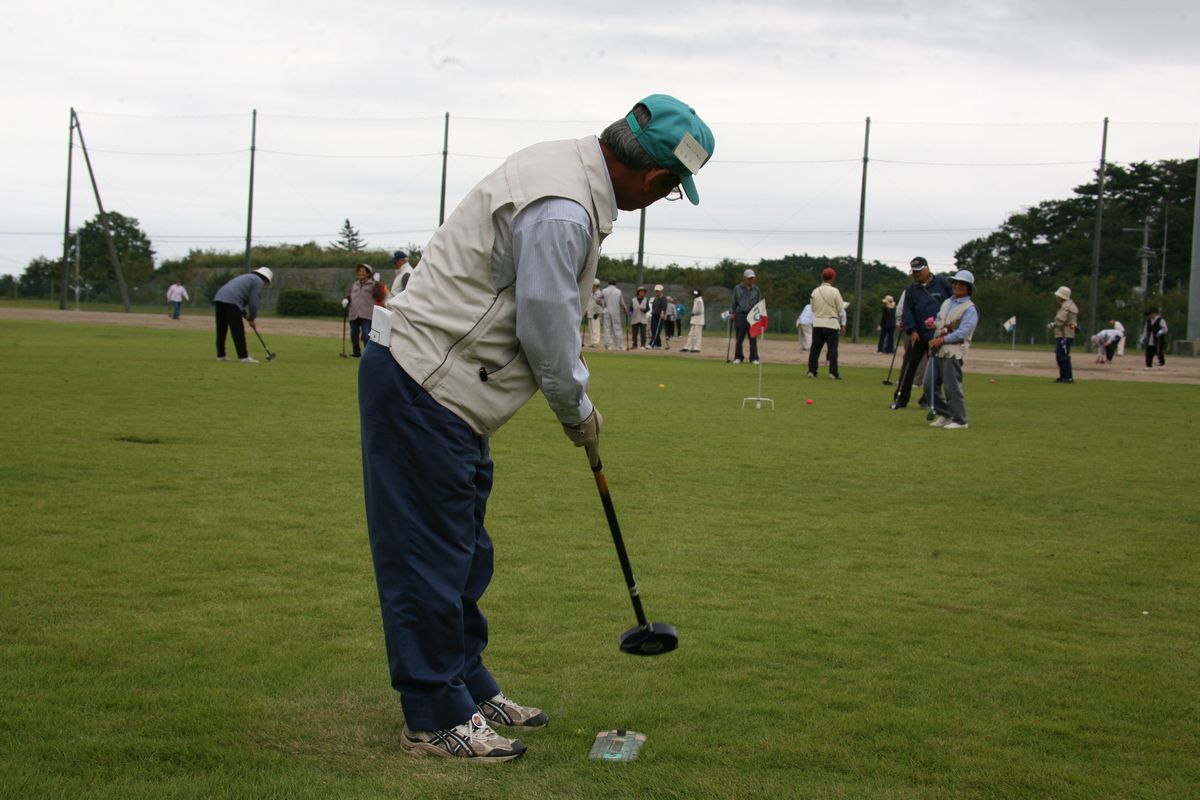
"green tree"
333,219,366,252
18,257,59,297
69,211,156,288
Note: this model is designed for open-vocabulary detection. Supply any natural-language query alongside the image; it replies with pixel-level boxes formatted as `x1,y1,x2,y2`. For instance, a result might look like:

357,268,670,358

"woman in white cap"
212,266,273,363
877,295,896,354
1050,286,1079,383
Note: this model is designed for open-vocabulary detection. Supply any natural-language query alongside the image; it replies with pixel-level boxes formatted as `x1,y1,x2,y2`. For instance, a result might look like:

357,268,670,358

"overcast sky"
3,0,1198,280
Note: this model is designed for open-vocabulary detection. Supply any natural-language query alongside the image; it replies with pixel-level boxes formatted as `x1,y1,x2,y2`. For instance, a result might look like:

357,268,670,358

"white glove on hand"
342,298,349,308
561,408,602,449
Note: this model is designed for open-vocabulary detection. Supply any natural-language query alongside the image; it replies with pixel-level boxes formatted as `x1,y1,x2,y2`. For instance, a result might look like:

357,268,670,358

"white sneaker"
216,356,228,361
930,416,949,428
944,421,969,430
400,712,525,762
751,359,761,365
239,356,259,364
733,358,743,364
477,692,548,728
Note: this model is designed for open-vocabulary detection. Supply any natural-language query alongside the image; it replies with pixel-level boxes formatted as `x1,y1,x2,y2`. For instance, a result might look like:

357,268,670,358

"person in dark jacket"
1141,308,1168,369
213,267,272,363
877,295,896,354
889,257,951,409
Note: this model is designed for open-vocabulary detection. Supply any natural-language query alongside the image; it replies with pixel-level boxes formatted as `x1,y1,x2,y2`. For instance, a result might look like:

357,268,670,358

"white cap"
744,269,755,278
654,284,664,292
253,267,273,283
593,278,600,285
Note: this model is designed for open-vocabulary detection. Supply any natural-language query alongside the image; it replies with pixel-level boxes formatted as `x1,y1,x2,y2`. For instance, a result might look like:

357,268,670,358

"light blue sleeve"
512,197,595,425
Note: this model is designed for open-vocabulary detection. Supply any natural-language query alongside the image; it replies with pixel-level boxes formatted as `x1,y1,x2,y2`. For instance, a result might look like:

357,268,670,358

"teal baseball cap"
626,94,714,205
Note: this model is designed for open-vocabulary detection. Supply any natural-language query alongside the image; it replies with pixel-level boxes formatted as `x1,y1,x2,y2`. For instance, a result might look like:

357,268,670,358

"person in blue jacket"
889,257,951,410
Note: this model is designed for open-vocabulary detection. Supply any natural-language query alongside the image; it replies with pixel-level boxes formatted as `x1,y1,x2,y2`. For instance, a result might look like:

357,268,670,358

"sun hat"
252,267,273,283
1054,286,1071,300
627,94,714,205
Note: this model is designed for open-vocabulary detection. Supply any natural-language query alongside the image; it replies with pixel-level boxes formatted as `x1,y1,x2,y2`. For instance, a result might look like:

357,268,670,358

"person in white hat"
681,289,705,352
584,278,604,347
1049,285,1079,383
878,295,897,354
927,271,979,429
729,269,762,364
212,266,272,363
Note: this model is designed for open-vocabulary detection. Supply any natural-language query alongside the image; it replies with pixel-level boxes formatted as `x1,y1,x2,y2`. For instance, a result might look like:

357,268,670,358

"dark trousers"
214,302,248,359
349,317,372,356
733,312,759,361
1144,340,1165,367
877,327,894,353
1104,341,1118,362
894,337,930,406
808,327,840,376
1056,337,1074,381
650,316,664,347
170,301,182,319
631,323,647,348
359,343,500,731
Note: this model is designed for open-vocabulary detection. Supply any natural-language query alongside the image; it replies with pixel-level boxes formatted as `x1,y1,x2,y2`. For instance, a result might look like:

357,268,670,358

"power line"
874,158,1094,167
256,148,441,160
81,146,248,157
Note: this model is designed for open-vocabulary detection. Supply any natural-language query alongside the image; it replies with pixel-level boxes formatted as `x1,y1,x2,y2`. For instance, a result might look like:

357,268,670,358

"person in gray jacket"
358,94,714,762
213,267,272,363
344,264,384,358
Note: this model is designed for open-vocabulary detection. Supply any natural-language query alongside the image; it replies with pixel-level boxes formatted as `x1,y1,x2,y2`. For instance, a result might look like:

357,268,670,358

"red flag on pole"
748,300,768,338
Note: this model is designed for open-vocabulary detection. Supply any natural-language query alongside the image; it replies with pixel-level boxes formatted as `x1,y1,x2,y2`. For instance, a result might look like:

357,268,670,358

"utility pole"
244,109,257,271
1122,219,1151,295
438,113,449,226
1086,117,1109,345
1158,200,1168,296
73,110,132,312
852,116,870,344
636,209,646,286
59,108,75,310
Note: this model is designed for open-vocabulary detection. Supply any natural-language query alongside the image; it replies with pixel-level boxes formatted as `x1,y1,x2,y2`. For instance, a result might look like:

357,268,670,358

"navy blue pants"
358,343,500,731
1055,337,1074,381
349,317,372,356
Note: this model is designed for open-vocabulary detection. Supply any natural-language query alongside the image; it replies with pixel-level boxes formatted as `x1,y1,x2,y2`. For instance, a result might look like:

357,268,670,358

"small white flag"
1003,316,1017,333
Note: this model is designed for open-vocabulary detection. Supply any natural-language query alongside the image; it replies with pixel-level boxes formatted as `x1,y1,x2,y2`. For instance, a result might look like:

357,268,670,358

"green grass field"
1,320,1197,799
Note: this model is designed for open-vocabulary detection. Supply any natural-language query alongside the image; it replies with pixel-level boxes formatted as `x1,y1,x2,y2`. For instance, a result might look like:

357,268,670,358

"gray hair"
600,104,656,170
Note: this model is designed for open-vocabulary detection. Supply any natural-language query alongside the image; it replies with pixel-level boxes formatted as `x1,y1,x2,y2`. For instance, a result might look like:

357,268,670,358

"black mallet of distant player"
882,345,899,385
252,328,276,361
585,443,678,656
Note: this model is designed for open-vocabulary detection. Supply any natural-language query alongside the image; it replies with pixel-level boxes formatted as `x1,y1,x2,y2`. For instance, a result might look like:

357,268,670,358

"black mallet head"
619,622,678,656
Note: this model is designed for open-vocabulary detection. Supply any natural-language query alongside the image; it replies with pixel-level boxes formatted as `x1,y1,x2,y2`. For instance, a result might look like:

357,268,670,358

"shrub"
277,289,341,317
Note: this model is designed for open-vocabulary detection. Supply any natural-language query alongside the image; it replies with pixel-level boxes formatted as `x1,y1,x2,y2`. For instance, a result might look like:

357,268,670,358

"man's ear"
641,165,674,190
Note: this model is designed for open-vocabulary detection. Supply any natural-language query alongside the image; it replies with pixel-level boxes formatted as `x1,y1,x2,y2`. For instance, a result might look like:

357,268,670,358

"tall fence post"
1187,140,1200,341
852,116,871,343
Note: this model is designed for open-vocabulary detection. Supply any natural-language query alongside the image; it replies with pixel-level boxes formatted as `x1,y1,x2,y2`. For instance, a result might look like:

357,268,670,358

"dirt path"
3,307,1197,385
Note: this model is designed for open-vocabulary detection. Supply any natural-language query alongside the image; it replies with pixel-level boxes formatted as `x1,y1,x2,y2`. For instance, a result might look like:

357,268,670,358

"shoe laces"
458,712,499,743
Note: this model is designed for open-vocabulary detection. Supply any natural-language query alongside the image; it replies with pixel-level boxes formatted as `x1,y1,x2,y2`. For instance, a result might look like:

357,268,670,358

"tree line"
8,158,1193,342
